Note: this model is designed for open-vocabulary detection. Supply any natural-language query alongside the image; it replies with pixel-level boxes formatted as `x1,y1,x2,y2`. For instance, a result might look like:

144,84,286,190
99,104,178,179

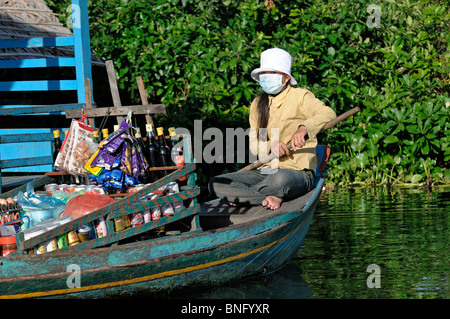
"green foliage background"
47,0,450,192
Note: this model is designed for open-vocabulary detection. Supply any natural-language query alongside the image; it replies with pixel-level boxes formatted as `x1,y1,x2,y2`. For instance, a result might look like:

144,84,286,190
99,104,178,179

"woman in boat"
208,48,336,210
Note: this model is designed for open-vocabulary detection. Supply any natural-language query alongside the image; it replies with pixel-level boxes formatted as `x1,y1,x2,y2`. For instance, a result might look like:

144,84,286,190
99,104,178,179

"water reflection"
151,187,448,299
295,186,449,299
190,263,312,299
188,187,449,299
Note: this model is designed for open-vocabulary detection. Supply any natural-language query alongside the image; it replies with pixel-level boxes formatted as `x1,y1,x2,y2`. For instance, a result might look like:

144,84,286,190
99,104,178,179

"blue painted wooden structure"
0,144,330,299
0,0,94,192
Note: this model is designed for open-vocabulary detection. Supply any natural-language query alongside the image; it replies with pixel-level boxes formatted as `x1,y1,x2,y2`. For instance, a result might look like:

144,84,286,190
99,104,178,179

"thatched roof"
0,0,102,64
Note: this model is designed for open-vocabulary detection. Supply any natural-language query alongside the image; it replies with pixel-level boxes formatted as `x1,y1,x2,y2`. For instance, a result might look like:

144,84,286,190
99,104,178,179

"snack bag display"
87,121,149,192
54,119,98,175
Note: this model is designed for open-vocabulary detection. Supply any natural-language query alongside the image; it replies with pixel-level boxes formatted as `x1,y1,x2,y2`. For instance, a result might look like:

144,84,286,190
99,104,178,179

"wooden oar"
239,107,360,171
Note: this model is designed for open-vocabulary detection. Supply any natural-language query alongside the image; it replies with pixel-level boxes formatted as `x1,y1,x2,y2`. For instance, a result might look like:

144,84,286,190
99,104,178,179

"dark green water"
191,187,449,299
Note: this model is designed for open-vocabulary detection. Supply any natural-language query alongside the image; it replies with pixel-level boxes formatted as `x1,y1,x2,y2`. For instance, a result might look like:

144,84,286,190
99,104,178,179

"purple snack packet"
105,133,127,153
90,148,121,169
120,140,133,176
98,121,131,148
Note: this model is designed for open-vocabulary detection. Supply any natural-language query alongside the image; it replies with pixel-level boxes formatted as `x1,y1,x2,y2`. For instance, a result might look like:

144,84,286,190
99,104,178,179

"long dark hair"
257,92,269,141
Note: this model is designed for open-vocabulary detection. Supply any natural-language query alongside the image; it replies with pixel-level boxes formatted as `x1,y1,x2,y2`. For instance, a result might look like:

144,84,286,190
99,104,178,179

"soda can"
95,217,107,237
152,206,161,219
124,214,131,229
45,239,57,252
130,213,144,227
85,185,95,193
68,230,80,246
162,204,174,216
77,225,91,243
167,182,184,210
45,183,57,194
143,209,151,223
143,193,161,220
56,184,68,191
66,184,77,193
75,185,86,192
114,217,125,232
94,186,105,194
57,234,68,249
36,243,45,254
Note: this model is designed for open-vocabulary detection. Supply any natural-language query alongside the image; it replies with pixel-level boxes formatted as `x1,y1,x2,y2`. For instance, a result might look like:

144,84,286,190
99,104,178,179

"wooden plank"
0,132,55,144
0,58,76,69
105,60,124,123
84,78,95,127
72,0,93,104
105,60,122,107
65,104,166,118
0,129,58,173
0,36,74,49
136,76,154,126
0,155,53,169
0,80,77,92
0,103,87,116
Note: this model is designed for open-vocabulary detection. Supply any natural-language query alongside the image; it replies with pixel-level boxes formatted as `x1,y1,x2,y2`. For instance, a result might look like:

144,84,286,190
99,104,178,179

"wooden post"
84,78,95,128
72,0,93,105
105,60,124,124
136,76,155,128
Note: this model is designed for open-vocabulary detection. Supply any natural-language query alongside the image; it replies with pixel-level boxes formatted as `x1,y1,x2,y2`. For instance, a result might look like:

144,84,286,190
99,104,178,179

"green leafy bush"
47,0,450,191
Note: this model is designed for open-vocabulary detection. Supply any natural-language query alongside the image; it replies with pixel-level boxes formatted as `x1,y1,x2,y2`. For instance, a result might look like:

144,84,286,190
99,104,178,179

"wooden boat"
0,145,330,299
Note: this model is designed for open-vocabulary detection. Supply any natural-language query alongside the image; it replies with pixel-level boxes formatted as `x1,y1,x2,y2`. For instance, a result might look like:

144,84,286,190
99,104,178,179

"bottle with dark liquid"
156,127,170,176
145,124,159,181
53,130,62,163
52,130,64,184
134,128,149,183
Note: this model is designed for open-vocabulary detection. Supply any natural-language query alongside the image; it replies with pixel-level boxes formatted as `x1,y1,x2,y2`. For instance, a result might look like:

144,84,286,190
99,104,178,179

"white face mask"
259,73,285,95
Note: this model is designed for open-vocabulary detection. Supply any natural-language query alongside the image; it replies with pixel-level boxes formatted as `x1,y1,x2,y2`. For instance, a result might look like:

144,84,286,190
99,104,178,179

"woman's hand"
271,141,290,157
291,125,308,151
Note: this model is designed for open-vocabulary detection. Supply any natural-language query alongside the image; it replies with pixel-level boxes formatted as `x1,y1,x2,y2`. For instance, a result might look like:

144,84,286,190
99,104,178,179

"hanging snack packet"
55,119,98,175
90,122,131,170
84,149,104,176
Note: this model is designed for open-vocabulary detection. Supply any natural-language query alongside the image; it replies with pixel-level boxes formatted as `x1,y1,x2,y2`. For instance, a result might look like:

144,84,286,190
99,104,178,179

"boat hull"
0,179,323,299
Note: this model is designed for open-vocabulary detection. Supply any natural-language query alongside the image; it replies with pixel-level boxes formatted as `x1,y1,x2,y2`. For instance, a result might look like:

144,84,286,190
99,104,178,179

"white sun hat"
251,48,297,86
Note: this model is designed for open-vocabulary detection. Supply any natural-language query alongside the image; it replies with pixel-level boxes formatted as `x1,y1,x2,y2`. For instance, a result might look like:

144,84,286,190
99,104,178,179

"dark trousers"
208,168,315,206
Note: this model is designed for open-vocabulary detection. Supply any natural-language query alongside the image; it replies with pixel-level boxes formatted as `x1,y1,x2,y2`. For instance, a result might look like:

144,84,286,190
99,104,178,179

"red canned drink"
95,217,107,237
152,206,161,219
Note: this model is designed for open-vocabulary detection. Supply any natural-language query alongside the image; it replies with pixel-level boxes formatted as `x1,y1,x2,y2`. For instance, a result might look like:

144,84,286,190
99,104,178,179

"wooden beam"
105,60,124,124
0,36,74,49
0,103,88,116
84,78,95,127
72,0,93,105
0,80,77,92
0,133,55,144
65,104,166,119
136,76,154,126
0,156,53,169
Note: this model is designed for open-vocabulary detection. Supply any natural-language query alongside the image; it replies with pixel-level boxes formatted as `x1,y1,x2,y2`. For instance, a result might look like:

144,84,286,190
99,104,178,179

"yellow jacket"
249,86,336,172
